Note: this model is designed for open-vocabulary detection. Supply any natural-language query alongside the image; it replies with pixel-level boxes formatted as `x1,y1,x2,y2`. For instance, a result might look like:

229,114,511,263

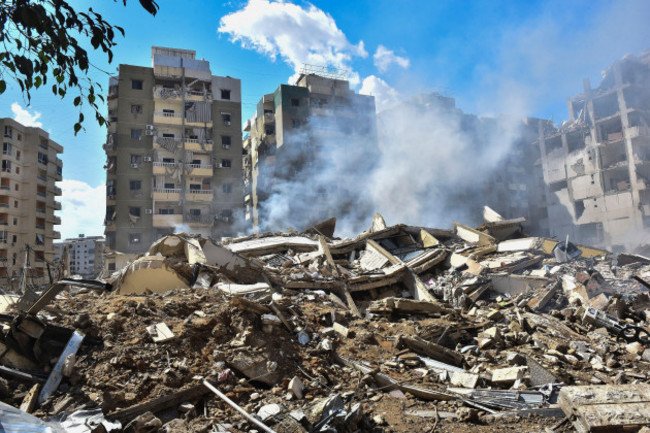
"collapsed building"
1,207,649,432
538,50,650,252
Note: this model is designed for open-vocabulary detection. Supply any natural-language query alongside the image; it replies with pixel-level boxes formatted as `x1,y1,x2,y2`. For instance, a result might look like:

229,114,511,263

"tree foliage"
0,0,159,133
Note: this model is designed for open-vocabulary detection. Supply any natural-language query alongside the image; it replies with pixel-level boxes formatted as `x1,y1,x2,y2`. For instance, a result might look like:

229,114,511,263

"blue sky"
0,0,649,238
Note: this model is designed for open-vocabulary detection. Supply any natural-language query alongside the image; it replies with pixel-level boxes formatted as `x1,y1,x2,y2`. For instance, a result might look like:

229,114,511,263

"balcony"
153,136,181,152
53,186,62,196
152,188,181,201
153,214,183,228
53,231,61,239
185,118,213,128
185,163,213,177
185,139,213,152
186,189,213,202
186,90,212,101
263,112,275,123
153,161,177,175
186,214,213,227
153,111,183,126
54,200,62,210
153,87,182,100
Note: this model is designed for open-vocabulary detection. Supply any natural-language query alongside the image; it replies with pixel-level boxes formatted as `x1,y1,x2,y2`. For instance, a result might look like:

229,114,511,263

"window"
15,167,19,174
221,209,233,219
38,152,48,164
158,208,174,215
162,133,175,138
221,113,231,125
17,134,21,141
16,151,20,161
56,165,62,176
13,218,17,226
0,231,6,243
221,159,231,168
189,208,201,216
129,180,141,190
129,233,141,244
12,235,16,243
291,97,300,107
131,79,143,90
220,89,231,100
2,143,11,155
222,183,232,193
14,201,18,208
189,184,201,191
14,184,18,191
265,126,274,135
163,183,175,189
221,135,231,149
129,207,141,217
191,159,201,165
1,160,10,172
130,129,142,140
130,154,142,165
4,126,12,138
131,104,143,114
162,158,174,163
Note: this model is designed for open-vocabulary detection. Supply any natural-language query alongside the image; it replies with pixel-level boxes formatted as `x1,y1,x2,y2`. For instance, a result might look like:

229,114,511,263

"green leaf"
34,76,41,88
0,80,5,94
73,122,81,134
88,94,95,103
73,96,81,106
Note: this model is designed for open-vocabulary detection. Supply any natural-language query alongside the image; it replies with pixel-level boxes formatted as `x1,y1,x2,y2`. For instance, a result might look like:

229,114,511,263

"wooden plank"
108,383,209,423
20,383,41,413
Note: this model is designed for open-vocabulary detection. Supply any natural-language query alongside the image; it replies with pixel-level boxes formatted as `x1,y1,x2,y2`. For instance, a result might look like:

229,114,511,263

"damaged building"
104,47,244,269
243,67,377,231
0,118,62,287
539,50,650,252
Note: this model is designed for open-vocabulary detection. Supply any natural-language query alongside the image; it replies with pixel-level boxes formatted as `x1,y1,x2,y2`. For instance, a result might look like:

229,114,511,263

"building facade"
0,118,62,287
538,50,650,251
104,47,244,267
54,234,104,278
243,71,377,230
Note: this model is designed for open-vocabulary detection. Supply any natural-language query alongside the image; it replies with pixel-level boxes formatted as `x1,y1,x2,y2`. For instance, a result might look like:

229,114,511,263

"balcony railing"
185,138,213,144
153,162,177,168
153,188,181,194
187,163,213,169
154,111,181,118
187,189,213,194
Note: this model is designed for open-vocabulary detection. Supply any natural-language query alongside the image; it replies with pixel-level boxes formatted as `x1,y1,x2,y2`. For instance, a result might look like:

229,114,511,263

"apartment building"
104,47,244,267
0,118,62,287
243,69,377,230
54,234,104,278
538,50,650,251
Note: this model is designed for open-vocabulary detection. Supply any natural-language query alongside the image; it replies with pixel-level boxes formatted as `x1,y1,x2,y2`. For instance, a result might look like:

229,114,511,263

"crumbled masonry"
1,207,650,432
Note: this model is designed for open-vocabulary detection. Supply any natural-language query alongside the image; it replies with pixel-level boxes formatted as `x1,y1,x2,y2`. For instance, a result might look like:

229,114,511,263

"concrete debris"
0,210,650,432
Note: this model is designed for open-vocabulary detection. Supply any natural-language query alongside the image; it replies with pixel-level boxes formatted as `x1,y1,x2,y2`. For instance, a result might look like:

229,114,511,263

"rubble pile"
1,207,650,433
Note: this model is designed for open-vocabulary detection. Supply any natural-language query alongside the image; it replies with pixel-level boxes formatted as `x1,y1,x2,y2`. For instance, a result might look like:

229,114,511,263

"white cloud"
219,0,367,83
360,75,403,112
58,180,105,239
11,102,42,128
373,45,410,72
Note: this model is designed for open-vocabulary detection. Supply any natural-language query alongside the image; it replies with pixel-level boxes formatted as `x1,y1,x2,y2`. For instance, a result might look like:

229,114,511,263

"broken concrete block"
626,341,645,355
257,403,281,421
450,371,479,389
288,376,304,399
487,309,504,322
491,366,527,384
332,322,349,338
146,323,175,343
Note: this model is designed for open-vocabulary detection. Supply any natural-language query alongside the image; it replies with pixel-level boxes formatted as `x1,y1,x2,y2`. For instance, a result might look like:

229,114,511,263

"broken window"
220,89,231,100
2,143,11,155
129,180,141,191
106,179,115,196
3,126,12,138
131,79,143,90
221,135,231,149
131,129,142,140
221,159,231,168
291,97,300,107
129,233,141,244
131,104,143,114
37,152,48,165
129,207,141,217
221,113,231,126
131,154,142,165
1,160,11,172
222,183,232,193
0,231,6,243
35,234,44,245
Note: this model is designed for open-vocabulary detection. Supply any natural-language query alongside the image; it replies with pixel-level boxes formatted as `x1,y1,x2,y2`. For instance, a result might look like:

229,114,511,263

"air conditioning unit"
143,156,153,162
145,124,155,131
130,163,139,168
144,208,153,214
224,121,231,126
145,129,155,136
